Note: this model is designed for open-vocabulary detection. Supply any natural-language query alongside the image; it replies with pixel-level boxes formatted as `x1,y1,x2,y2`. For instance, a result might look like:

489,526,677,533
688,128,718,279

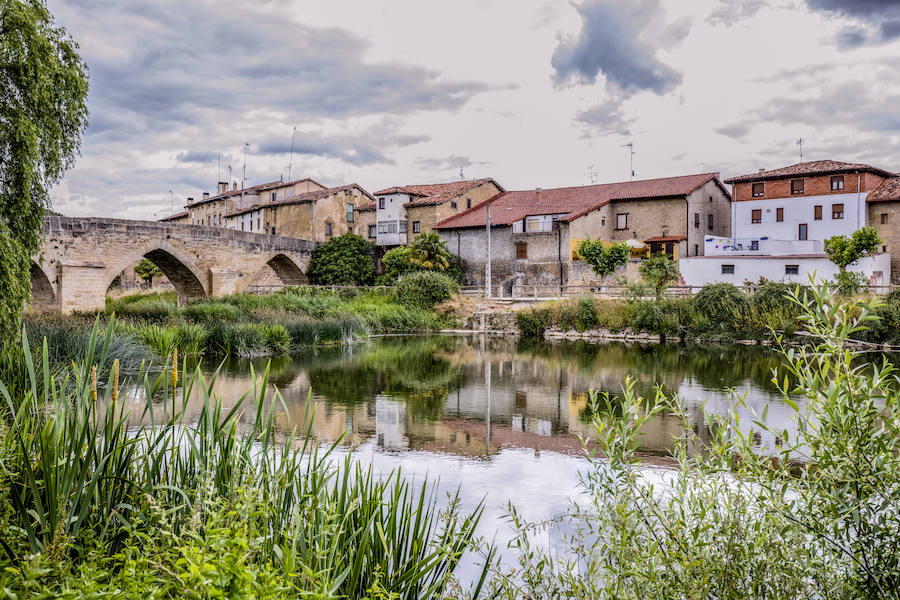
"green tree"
1,0,89,339
379,246,416,283
133,258,162,283
407,232,451,271
825,226,881,294
307,233,375,285
638,253,679,300
576,239,629,278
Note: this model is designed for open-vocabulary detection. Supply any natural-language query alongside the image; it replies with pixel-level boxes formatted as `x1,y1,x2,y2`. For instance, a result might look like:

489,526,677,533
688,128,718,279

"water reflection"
124,335,794,461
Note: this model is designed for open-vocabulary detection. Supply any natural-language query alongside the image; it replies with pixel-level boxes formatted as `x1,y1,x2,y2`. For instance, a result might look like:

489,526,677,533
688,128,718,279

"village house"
370,179,504,247
434,173,731,288
680,160,896,287
159,177,326,227
223,183,376,243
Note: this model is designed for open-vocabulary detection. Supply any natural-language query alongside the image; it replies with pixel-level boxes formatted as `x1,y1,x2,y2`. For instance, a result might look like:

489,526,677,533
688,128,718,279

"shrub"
693,283,748,331
630,300,678,335
183,301,241,323
175,323,208,355
639,254,679,299
306,233,375,285
517,309,550,339
136,323,179,356
575,296,598,332
379,246,416,283
396,271,458,309
262,324,291,354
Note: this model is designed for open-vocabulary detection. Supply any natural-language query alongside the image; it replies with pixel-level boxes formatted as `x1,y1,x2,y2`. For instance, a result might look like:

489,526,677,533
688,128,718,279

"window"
785,264,799,275
694,244,699,256
709,195,713,203
832,203,844,219
615,213,628,230
722,264,735,275
798,223,808,240
271,227,276,235
378,197,385,209
752,183,764,197
814,205,822,220
450,201,457,209
791,179,804,194
368,225,376,238
325,222,333,236
515,242,527,259
694,213,700,228
399,220,408,233
347,227,353,234
526,217,545,232
412,221,420,233
881,213,889,225
776,207,784,222
257,218,261,231
750,240,759,251
751,209,762,224
708,214,714,230
831,175,844,191
466,198,472,209
271,192,277,202
346,203,354,223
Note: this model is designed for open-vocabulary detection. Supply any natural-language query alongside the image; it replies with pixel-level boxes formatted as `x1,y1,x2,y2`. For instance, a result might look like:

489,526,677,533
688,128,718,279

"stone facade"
405,180,503,239
184,178,325,228
356,205,377,242
32,216,316,313
868,200,900,284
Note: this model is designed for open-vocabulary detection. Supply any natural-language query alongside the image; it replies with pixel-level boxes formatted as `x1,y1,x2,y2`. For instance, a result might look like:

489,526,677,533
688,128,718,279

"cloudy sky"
47,0,900,219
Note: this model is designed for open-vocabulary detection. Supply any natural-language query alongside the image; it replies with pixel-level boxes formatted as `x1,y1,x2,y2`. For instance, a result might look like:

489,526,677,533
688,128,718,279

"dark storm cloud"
575,99,635,137
551,0,686,96
257,135,391,167
805,0,900,46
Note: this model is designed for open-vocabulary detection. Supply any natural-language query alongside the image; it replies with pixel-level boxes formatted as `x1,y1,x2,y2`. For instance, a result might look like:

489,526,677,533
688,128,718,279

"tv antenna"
459,165,465,181
796,137,804,161
242,143,249,190
621,142,635,180
217,152,221,182
287,126,297,182
586,164,597,184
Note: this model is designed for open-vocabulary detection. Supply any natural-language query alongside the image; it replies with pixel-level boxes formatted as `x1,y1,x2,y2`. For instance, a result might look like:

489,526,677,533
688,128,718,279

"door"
798,223,808,241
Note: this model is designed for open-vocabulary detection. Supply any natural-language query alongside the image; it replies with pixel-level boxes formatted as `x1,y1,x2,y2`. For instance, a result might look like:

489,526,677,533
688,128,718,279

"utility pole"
288,126,297,181
242,143,249,189
621,142,635,180
169,189,173,214
485,202,491,299
797,137,804,161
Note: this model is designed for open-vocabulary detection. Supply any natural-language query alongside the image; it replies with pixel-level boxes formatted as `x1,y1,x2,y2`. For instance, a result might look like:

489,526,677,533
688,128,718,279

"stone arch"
105,242,208,303
266,253,309,286
29,261,58,312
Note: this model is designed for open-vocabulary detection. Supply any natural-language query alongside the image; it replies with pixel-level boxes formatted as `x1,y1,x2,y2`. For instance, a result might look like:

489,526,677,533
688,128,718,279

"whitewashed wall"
679,253,891,287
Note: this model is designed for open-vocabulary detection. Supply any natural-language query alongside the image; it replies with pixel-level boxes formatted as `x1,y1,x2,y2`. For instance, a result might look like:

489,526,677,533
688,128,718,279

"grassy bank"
516,282,900,345
25,287,447,362
0,321,485,599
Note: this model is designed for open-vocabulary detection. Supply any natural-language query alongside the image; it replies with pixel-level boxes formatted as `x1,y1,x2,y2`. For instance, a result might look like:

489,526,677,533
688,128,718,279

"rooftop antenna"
288,126,297,182
242,143,249,190
217,152,221,182
621,142,635,180
169,189,174,214
586,164,597,184
797,137,804,161
459,165,465,181
227,165,232,186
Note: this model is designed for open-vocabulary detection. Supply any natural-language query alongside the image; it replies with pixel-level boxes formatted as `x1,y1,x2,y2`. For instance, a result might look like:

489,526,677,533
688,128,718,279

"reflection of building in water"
375,397,409,450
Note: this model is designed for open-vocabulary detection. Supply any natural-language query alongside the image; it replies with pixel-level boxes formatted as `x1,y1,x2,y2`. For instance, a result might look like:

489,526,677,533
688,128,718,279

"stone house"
371,179,504,247
865,175,900,283
356,201,377,242
681,160,896,287
223,183,376,243
434,173,730,287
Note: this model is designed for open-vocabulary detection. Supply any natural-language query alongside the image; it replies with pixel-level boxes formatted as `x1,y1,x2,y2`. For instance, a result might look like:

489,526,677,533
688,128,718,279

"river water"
123,334,803,582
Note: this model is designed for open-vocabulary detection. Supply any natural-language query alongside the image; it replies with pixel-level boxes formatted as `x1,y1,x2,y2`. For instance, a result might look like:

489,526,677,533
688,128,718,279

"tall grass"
0,320,486,598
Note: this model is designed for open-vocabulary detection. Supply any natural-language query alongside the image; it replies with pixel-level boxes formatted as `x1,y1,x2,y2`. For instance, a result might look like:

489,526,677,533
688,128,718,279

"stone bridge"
32,216,317,313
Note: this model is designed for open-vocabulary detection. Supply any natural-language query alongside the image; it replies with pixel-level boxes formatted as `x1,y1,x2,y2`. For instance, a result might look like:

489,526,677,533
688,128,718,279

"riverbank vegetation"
0,322,486,598
489,285,900,598
517,280,900,345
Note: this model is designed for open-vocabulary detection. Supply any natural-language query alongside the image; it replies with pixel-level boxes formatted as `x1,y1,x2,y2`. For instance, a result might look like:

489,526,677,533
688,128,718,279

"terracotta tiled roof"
723,160,895,184
185,177,325,208
867,176,900,203
644,235,687,243
435,173,722,230
374,178,502,207
158,211,188,221
223,184,371,218
357,201,376,211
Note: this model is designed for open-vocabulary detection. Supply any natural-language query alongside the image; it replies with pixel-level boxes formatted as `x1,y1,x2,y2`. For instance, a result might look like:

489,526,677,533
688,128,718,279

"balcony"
375,219,408,246
704,236,824,256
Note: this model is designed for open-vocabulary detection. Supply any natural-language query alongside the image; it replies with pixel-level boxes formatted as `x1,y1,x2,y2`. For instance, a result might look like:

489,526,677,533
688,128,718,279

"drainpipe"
685,196,691,256
558,222,563,291
485,203,491,299
857,171,862,229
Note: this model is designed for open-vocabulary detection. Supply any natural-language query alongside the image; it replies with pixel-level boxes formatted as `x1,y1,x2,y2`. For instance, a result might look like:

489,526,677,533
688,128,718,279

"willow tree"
0,0,89,339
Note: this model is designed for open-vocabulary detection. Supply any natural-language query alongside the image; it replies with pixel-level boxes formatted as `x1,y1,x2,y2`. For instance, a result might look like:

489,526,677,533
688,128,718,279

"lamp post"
485,203,491,299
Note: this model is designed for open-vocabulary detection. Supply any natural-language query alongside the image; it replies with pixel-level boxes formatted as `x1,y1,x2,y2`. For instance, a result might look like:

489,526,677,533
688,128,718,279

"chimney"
202,192,210,200
233,182,238,191
535,187,543,203
186,197,193,204
715,172,720,179
758,168,766,173
217,181,228,195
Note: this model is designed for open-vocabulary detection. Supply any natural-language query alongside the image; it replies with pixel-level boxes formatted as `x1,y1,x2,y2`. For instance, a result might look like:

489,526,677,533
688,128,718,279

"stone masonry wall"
868,200,900,284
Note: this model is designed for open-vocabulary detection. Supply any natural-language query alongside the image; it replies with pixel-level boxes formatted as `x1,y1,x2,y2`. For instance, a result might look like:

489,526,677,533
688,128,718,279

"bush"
575,296,598,332
630,300,679,335
183,301,241,323
306,233,375,285
517,309,550,339
396,271,458,309
693,283,748,331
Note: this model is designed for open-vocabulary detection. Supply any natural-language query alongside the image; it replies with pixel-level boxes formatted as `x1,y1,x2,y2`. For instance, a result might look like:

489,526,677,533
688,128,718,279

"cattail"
112,359,119,404
91,365,98,403
171,347,178,389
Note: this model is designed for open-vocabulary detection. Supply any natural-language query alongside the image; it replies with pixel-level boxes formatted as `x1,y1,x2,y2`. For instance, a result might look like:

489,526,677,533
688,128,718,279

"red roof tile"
435,173,722,230
374,178,502,207
867,176,900,203
185,177,325,208
644,235,687,242
357,201,376,211
723,160,895,184
223,184,372,218
158,211,188,221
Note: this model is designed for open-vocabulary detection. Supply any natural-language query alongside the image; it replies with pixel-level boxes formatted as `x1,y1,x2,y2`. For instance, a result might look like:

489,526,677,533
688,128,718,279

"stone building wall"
868,200,900,284
407,180,503,239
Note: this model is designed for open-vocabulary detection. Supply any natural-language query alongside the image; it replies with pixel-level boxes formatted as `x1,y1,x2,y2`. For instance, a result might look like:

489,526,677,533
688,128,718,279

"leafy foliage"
396,271,458,309
407,232,451,271
307,233,375,285
825,226,882,270
693,282,749,330
378,234,462,284
0,0,89,341
132,258,162,282
638,253,679,299
577,239,630,278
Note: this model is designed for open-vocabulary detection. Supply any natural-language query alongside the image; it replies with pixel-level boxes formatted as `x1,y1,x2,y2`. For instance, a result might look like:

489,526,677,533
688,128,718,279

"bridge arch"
29,261,58,312
105,242,208,303
266,253,309,286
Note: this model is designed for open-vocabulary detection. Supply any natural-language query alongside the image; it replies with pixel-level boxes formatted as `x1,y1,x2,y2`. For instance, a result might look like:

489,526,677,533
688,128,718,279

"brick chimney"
535,187,543,203
233,182,238,191
186,197,193,204
202,192,210,200
217,181,228,194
